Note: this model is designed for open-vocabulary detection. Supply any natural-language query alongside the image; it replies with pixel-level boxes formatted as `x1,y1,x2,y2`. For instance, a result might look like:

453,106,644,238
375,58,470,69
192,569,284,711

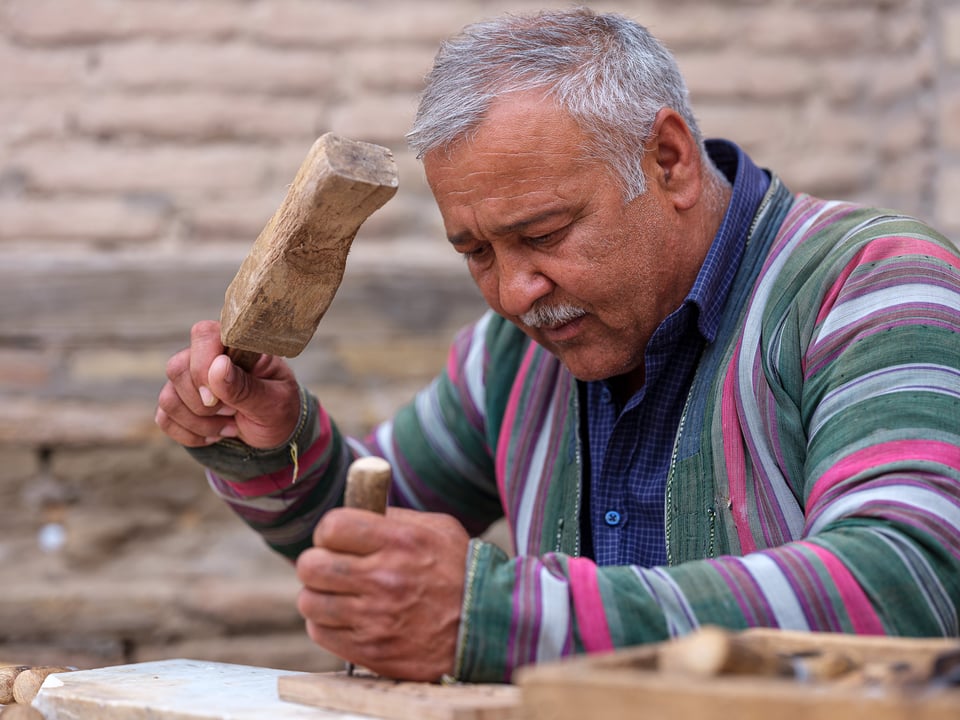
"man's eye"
463,245,489,261
527,227,565,246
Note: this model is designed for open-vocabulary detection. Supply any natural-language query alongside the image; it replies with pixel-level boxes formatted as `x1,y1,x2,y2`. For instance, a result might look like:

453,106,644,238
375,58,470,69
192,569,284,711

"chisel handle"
342,456,392,678
344,456,392,514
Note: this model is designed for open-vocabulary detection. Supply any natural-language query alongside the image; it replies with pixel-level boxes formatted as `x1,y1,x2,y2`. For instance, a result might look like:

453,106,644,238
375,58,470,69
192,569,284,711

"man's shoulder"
782,194,950,247
748,193,960,330
766,194,956,282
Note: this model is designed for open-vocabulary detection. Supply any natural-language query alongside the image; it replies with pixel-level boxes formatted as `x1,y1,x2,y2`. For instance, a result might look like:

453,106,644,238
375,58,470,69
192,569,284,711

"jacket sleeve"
194,312,506,559
453,218,960,683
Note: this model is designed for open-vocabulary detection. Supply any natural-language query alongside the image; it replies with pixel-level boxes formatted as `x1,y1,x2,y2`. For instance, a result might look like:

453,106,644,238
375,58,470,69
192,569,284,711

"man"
155,8,960,683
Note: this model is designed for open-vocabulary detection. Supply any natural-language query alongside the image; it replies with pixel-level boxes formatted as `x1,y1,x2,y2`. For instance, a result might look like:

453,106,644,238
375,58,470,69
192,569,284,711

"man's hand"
155,320,301,448
296,507,470,682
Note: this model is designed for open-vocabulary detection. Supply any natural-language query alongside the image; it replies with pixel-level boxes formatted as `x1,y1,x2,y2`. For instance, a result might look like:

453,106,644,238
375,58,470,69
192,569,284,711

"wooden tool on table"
342,456,393,676
0,667,31,705
518,628,960,720
219,132,398,371
657,625,857,682
1,665,75,707
11,667,74,706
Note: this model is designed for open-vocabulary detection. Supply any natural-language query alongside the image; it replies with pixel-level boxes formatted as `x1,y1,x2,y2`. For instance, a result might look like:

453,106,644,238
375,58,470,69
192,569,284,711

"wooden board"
516,629,960,720
277,671,522,720
28,659,354,719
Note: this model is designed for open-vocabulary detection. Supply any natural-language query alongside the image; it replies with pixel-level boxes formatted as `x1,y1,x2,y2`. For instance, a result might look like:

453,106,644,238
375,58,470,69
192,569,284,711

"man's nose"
496,253,553,317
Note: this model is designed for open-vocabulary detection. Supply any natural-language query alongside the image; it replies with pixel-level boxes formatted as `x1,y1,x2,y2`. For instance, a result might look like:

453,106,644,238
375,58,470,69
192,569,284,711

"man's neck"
609,165,733,406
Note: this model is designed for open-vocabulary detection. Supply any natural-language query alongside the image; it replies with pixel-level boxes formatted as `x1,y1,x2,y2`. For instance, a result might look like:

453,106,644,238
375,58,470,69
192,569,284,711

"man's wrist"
185,384,318,482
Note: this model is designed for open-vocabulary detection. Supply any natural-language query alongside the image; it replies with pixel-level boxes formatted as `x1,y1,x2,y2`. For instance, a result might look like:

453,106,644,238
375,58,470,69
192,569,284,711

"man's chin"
511,320,629,381
548,350,616,384
555,348,642,387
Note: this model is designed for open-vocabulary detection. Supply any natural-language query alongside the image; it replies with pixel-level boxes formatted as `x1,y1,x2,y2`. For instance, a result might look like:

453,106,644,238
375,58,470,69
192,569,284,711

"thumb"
207,353,251,407
203,353,301,448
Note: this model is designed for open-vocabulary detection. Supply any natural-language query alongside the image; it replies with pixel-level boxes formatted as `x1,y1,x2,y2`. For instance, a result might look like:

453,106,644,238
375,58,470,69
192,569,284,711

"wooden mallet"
220,132,398,371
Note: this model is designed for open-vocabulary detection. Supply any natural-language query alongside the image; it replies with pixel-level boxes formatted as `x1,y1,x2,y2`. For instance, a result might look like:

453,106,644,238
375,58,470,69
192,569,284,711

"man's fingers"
303,620,365,669
309,508,471,566
296,586,366,630
164,345,235,423
299,588,422,675
295,545,370,594
156,382,235,443
207,353,290,416
204,352,302,448
154,406,215,448
188,320,228,394
164,348,214,417
156,319,300,449
312,508,393,555
205,354,239,406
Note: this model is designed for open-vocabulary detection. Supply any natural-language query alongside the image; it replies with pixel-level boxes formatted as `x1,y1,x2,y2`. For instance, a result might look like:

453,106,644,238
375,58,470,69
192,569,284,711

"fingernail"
199,386,218,407
223,361,236,385
219,424,239,438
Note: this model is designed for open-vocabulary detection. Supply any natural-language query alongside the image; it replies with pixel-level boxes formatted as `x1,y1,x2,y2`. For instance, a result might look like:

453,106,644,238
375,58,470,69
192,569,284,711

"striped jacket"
200,174,960,683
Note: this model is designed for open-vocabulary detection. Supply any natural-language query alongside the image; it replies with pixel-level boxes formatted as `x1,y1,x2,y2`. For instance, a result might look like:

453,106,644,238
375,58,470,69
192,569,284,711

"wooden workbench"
9,630,960,719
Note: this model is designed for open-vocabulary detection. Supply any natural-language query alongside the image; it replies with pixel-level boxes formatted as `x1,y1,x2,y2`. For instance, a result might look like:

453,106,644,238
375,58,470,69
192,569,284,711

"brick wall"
0,0,958,670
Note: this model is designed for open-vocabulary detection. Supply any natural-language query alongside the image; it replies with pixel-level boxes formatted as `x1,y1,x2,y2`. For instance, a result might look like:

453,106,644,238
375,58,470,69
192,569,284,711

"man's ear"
644,107,702,211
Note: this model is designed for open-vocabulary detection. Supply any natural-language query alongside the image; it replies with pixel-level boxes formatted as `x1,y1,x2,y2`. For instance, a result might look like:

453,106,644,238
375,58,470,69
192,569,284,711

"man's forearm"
194,387,353,559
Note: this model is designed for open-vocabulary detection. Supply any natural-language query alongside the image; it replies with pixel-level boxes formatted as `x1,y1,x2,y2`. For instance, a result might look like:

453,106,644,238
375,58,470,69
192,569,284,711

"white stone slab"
31,658,366,719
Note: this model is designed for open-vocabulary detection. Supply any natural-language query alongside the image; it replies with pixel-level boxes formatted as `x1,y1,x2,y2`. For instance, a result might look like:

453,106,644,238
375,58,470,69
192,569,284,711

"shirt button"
604,510,621,526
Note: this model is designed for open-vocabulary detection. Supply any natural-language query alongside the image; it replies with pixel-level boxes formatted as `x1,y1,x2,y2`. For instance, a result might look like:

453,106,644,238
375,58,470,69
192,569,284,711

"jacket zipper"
559,382,583,556
664,386,693,567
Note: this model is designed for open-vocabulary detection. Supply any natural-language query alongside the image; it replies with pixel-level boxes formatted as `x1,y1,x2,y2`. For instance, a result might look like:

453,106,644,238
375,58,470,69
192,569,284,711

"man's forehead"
427,93,580,162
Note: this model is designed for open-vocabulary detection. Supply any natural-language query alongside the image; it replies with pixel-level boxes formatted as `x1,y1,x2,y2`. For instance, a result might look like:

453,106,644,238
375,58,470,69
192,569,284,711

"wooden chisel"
343,456,393,676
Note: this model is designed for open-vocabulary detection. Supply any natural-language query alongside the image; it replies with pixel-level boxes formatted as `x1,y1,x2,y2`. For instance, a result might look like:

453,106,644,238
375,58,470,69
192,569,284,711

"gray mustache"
519,303,587,329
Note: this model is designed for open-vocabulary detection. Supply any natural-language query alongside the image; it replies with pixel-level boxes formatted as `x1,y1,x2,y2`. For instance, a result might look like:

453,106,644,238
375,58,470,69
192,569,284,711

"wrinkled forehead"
425,91,594,169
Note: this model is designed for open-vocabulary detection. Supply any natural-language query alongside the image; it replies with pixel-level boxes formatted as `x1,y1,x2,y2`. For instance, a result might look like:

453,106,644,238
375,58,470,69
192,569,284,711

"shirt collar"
685,139,771,342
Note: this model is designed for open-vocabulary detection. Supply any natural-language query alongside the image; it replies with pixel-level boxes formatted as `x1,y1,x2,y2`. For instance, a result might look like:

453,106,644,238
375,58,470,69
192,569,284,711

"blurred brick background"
0,0,958,672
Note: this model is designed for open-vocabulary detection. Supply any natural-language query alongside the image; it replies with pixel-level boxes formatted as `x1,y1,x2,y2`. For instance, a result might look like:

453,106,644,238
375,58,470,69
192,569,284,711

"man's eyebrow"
447,209,568,245
448,230,475,247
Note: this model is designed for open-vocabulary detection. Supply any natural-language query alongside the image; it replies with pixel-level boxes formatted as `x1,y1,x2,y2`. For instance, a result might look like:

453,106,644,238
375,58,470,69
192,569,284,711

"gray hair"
407,7,703,199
